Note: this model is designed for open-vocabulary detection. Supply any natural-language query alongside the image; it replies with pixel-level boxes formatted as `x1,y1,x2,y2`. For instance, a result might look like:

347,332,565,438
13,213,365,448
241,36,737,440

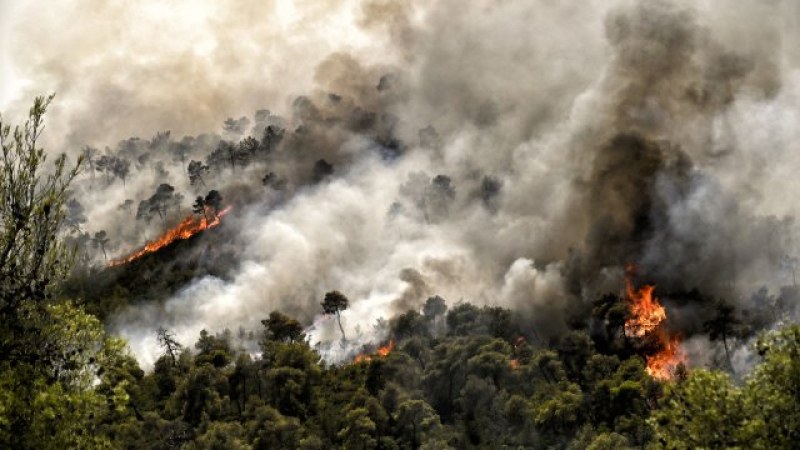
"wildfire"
353,340,395,364
623,279,667,338
108,206,233,266
645,333,685,380
623,265,685,381
376,340,395,357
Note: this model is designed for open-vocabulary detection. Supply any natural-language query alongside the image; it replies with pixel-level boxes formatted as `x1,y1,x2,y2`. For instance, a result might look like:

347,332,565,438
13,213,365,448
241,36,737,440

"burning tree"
192,190,224,222
109,203,232,266
623,265,686,380
322,290,349,342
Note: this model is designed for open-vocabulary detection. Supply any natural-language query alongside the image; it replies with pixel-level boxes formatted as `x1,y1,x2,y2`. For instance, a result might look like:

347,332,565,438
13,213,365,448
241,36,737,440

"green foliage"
0,95,82,358
15,296,789,450
747,325,800,446
0,97,138,449
651,325,800,450
322,290,349,341
262,310,305,344
1,108,794,450
0,301,131,448
651,370,744,449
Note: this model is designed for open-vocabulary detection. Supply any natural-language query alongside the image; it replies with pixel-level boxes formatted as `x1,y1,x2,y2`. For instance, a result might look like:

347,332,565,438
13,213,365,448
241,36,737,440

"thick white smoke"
3,0,800,368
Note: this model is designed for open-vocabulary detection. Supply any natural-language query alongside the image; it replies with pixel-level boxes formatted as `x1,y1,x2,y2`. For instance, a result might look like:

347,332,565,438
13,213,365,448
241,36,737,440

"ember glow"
623,278,666,338
109,206,232,266
645,333,686,381
623,266,685,381
353,340,394,364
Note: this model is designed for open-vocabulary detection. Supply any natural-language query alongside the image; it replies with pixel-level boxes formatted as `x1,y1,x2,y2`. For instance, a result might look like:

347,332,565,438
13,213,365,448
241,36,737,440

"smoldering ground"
4,0,800,368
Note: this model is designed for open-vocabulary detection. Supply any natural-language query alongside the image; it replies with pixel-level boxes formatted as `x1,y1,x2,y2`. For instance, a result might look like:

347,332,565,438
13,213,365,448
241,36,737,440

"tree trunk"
256,368,263,400
241,372,247,418
722,331,735,376
336,311,346,342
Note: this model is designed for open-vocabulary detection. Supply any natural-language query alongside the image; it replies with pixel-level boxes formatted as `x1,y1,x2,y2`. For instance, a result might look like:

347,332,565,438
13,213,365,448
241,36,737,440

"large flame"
109,206,233,266
353,340,395,364
623,266,685,381
645,333,686,380
624,279,667,338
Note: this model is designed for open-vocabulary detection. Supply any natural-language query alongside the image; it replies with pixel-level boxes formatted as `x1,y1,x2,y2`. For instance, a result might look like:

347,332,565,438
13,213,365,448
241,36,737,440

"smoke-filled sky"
3,0,800,370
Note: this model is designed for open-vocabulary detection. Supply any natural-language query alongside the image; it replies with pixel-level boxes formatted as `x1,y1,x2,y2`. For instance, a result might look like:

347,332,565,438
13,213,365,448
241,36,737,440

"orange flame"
645,334,686,381
624,280,667,338
376,340,395,357
109,206,233,266
353,354,372,364
623,266,685,381
353,340,394,364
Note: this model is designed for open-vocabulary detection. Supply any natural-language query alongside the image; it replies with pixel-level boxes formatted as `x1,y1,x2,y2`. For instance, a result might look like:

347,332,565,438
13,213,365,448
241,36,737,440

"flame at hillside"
353,340,395,364
623,266,685,381
109,206,233,267
645,333,685,381
624,279,667,338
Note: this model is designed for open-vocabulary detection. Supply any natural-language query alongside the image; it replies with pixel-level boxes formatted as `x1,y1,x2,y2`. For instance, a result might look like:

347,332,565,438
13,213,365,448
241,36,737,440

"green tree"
187,160,209,187
0,96,143,449
651,325,800,449
91,230,110,261
650,370,746,449
262,311,305,344
392,310,430,340
186,421,251,450
423,295,447,331
0,301,133,448
157,327,183,367
445,303,481,336
265,343,321,418
394,399,442,449
533,382,584,435
0,95,82,358
703,300,741,374
744,325,800,447
245,405,305,450
338,407,378,450
322,290,349,342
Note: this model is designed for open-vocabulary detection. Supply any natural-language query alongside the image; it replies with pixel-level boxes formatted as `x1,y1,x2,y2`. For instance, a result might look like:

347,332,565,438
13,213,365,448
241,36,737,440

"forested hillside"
4,0,800,448
2,96,800,449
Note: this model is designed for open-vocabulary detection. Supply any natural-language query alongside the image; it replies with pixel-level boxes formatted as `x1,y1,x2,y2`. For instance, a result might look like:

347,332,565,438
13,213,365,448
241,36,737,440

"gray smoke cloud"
3,0,800,368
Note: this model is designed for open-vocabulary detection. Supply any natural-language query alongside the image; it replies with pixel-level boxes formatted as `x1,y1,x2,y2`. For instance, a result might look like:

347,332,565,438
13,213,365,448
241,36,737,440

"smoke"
4,0,800,367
